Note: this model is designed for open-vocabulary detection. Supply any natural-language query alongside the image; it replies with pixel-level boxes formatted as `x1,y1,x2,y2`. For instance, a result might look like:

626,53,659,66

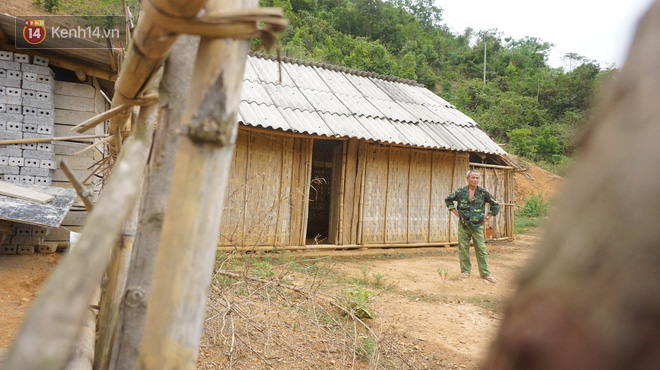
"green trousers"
458,223,491,277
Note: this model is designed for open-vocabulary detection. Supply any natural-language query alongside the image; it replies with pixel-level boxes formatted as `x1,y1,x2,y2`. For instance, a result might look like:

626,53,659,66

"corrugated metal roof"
238,55,506,155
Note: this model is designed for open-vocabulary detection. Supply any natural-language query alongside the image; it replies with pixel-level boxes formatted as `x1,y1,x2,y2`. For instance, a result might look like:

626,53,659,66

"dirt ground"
1,232,540,368
0,253,60,348
318,234,538,368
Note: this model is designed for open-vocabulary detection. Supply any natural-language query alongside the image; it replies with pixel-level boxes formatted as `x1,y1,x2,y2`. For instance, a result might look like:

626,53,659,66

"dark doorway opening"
306,139,343,245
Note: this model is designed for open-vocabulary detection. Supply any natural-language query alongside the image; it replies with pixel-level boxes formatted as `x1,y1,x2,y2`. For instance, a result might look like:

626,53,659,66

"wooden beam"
0,180,54,204
469,162,514,170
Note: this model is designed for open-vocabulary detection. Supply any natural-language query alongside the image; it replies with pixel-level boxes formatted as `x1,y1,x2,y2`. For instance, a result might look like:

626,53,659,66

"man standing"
445,169,499,283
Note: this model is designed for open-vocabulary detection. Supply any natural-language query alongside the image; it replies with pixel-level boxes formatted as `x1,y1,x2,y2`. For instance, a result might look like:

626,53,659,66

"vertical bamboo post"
427,151,434,243
357,142,367,244
137,0,254,366
94,67,163,369
300,139,313,244
64,287,101,370
448,152,457,242
406,147,412,244
337,141,347,244
110,35,199,370
383,145,391,244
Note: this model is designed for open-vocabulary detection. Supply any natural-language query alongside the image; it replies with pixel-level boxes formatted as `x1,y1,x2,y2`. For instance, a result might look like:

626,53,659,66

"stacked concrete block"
0,221,52,254
0,50,55,185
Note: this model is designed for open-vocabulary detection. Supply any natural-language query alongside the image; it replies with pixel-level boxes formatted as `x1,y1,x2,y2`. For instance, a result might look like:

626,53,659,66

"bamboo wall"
358,143,470,245
218,131,513,248
45,78,107,246
218,130,311,247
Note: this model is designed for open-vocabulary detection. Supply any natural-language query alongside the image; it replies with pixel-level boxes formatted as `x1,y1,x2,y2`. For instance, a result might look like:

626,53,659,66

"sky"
434,0,656,69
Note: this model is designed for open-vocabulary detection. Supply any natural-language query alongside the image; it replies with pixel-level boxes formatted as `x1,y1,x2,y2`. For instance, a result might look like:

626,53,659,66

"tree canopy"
257,0,616,171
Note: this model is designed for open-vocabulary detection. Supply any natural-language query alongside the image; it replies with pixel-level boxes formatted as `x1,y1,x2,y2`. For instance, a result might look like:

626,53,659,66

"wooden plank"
54,95,95,112
54,81,95,99
0,186,77,227
0,181,54,203
55,109,98,126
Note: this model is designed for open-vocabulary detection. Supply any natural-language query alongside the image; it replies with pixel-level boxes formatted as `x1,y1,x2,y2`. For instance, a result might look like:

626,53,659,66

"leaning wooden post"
110,35,200,370
137,0,255,367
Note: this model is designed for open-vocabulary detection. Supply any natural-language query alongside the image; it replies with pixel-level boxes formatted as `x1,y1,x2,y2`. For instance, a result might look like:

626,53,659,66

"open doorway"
306,139,343,245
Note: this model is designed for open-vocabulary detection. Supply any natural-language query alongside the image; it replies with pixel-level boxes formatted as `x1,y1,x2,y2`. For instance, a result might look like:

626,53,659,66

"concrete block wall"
1,223,54,254
0,51,55,186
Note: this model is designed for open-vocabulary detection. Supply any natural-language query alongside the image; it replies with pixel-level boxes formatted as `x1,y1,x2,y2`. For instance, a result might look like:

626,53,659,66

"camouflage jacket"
445,186,500,224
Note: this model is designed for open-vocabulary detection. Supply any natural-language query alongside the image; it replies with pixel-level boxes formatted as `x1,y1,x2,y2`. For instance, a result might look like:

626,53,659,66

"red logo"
23,20,46,44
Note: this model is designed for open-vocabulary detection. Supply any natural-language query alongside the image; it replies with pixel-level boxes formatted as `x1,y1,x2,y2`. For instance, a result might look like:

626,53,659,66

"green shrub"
518,192,548,218
345,288,375,319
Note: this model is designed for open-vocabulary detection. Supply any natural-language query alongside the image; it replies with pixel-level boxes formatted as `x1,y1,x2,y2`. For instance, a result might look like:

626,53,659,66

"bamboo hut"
219,53,515,250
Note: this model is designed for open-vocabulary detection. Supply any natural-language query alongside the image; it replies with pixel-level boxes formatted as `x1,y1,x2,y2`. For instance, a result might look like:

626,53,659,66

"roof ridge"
248,51,424,88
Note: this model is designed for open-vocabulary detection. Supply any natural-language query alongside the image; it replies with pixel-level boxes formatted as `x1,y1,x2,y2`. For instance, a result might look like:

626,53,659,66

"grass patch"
463,296,507,312
514,216,544,234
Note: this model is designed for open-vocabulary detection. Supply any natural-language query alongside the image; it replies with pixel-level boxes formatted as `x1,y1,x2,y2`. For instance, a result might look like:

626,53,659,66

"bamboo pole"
383,146,391,244
63,287,101,370
0,135,107,145
60,160,94,212
111,36,199,370
137,0,254,366
337,141,347,244
448,152,457,240
300,139,313,244
427,152,434,243
357,143,367,244
93,205,140,370
106,0,211,157
1,80,159,370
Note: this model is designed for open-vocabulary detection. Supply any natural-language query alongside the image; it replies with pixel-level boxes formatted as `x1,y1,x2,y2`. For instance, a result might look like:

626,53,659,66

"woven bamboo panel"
429,152,455,242
449,153,469,242
483,168,508,238
407,149,431,243
244,133,284,246
361,145,388,244
218,131,248,245
385,147,409,243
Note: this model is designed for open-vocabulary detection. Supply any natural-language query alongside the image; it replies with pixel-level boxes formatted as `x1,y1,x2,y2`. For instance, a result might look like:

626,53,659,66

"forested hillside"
258,0,616,172
35,0,614,173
